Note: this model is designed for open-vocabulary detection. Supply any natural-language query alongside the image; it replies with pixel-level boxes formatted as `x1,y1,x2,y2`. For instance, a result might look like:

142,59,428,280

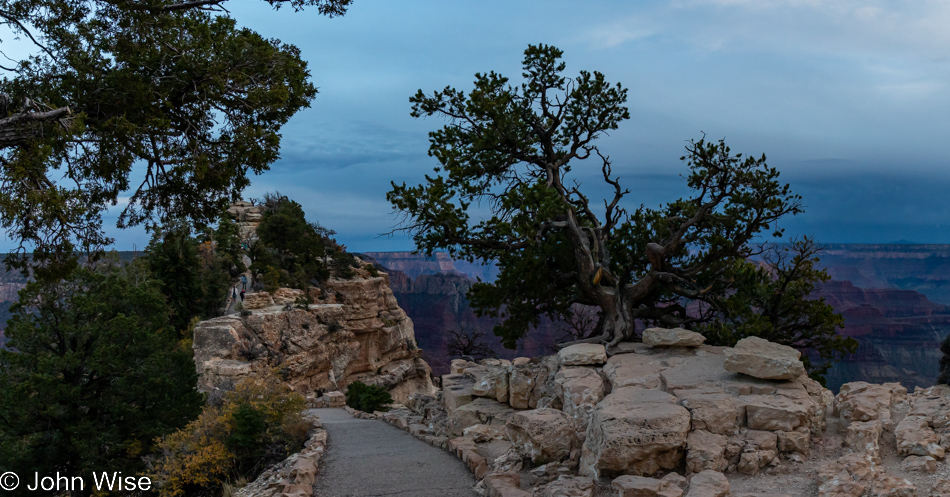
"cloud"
579,18,656,49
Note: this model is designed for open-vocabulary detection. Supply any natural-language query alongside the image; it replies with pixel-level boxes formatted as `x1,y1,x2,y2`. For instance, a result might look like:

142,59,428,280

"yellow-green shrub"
152,377,308,496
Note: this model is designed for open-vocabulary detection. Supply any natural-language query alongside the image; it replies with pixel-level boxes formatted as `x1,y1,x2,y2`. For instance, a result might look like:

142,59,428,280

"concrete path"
310,408,478,497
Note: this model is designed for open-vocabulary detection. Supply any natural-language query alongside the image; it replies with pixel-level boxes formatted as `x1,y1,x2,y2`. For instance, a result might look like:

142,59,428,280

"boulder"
776,430,810,455
834,382,905,425
554,367,606,432
469,365,510,404
509,361,542,409
845,420,883,459
895,415,945,459
558,343,607,366
642,327,706,347
579,387,690,478
870,475,917,497
442,374,476,415
685,470,730,497
484,473,531,497
735,430,777,475
506,408,575,464
739,394,811,432
540,476,594,497
447,398,515,437
901,455,936,473
723,337,805,380
686,430,727,473
612,475,684,497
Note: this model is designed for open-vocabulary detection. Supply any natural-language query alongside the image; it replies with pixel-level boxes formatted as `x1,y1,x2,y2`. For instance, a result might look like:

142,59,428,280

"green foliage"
939,333,950,385
0,0,351,272
345,381,393,413
250,194,356,288
153,376,308,497
144,219,234,334
388,44,840,363
0,258,205,494
696,238,856,384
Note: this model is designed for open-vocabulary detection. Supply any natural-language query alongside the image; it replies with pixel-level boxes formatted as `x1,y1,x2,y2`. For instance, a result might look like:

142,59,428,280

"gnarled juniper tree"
0,0,350,275
389,45,840,358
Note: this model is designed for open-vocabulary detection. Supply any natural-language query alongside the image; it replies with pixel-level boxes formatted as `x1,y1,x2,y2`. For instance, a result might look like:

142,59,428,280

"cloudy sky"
18,0,950,252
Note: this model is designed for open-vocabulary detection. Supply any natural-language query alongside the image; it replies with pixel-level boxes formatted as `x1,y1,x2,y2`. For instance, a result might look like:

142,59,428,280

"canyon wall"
370,247,950,390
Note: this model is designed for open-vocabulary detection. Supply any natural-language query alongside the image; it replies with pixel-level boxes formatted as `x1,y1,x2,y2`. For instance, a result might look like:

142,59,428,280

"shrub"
153,376,308,496
345,381,393,413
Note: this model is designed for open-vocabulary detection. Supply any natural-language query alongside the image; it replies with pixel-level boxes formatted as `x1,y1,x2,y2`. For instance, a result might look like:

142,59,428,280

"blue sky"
8,0,950,251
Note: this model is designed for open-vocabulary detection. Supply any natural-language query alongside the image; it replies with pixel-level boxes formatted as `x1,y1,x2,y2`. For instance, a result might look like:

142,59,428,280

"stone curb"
235,422,328,497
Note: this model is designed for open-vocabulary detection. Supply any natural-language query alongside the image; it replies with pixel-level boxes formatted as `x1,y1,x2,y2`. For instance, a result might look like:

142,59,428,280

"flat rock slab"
723,337,805,380
558,344,607,366
642,327,706,347
310,408,477,497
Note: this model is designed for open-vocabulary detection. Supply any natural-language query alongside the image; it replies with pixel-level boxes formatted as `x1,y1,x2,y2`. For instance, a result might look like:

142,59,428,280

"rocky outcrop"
193,269,435,403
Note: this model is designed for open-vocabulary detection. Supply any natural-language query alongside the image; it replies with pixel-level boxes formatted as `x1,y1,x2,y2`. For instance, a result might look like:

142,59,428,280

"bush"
153,376,308,496
345,381,393,413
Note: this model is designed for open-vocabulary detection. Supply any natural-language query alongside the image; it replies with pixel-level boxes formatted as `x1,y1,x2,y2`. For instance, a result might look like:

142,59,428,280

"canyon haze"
365,244,950,392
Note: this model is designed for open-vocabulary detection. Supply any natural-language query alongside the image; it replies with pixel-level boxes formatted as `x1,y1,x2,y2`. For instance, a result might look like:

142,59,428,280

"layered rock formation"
192,202,436,404
376,333,950,496
193,270,436,404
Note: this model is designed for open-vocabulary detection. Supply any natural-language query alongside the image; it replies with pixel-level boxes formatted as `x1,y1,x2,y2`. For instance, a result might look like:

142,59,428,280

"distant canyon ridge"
1,244,948,391
364,244,950,392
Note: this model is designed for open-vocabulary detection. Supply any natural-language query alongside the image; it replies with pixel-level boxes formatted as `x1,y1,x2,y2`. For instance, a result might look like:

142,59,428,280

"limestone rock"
679,392,740,436
506,408,575,464
603,353,664,390
540,476,594,497
685,470,730,497
686,430,727,473
558,343,607,366
870,475,917,497
846,420,883,459
554,367,605,434
777,430,810,455
612,475,684,497
442,374,476,415
933,479,950,497
194,273,435,404
834,382,906,425
447,398,515,437
324,391,345,408
735,430,777,475
484,473,530,497
579,387,690,478
901,455,936,473
739,394,811,432
896,416,945,459
468,364,510,403
723,337,805,380
642,327,706,347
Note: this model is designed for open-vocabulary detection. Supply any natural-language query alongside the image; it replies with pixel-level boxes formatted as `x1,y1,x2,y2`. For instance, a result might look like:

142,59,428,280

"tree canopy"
389,44,846,374
0,257,204,493
0,0,351,271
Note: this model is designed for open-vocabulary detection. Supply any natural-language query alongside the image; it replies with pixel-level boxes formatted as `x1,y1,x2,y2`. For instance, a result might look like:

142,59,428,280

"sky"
6,0,950,252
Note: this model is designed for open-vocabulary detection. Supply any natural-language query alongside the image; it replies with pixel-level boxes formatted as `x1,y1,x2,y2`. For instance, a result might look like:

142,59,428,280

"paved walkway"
310,408,478,497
